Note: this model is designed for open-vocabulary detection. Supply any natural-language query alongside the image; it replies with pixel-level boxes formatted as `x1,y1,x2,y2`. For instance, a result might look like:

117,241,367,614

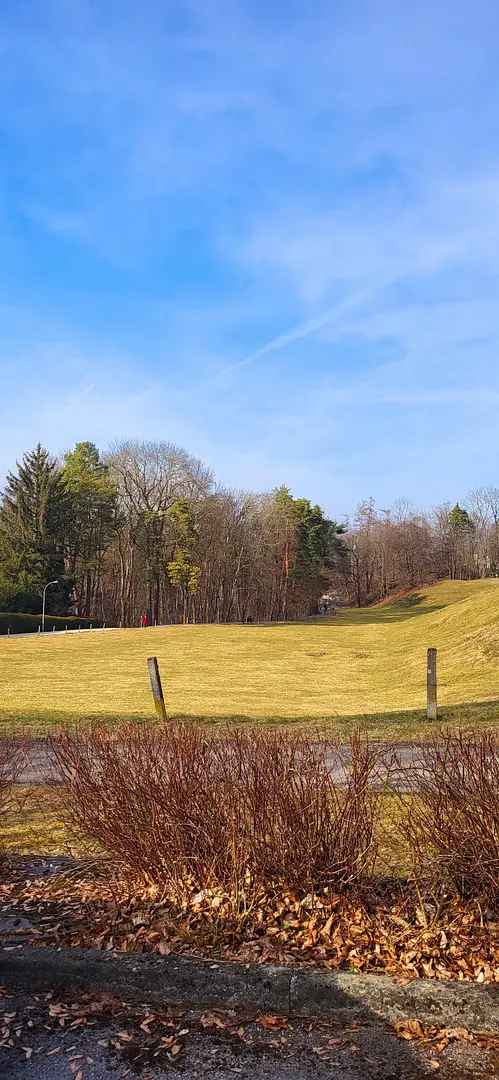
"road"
1,986,484,1079
18,741,423,787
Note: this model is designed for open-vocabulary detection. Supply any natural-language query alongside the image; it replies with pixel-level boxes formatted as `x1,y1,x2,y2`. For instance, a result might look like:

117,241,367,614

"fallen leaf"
395,1019,425,1041
257,1014,288,1030
200,1011,227,1030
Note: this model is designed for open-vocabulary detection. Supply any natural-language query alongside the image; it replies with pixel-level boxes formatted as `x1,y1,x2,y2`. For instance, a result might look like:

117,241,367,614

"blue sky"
1,0,499,519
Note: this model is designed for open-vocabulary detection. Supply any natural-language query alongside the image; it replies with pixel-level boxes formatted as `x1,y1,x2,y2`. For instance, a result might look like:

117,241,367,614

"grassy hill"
1,579,499,739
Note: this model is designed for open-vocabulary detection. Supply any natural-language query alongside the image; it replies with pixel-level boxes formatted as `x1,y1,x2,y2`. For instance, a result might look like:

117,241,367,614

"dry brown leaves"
258,1014,289,1030
0,987,191,1074
0,988,308,1076
0,870,497,986
393,1017,499,1071
1,983,498,1078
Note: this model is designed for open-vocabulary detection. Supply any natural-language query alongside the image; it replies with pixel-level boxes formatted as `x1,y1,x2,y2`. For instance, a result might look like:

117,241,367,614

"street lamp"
41,580,58,633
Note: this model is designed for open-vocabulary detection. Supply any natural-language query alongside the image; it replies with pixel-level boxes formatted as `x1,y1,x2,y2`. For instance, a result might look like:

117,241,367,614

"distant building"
318,594,337,615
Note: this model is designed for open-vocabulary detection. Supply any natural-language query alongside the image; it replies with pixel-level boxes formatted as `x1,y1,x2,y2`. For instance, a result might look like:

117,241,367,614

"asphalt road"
18,742,423,787
0,987,487,1080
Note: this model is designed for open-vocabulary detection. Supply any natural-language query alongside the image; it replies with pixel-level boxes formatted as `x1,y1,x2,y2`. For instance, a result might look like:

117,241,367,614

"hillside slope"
1,579,498,737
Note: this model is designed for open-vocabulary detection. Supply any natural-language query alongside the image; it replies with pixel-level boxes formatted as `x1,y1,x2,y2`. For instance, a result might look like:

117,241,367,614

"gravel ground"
0,986,495,1080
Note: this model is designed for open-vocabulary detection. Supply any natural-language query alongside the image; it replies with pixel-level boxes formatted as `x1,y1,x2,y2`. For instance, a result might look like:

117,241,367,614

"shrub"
0,739,25,866
52,724,380,897
397,729,498,905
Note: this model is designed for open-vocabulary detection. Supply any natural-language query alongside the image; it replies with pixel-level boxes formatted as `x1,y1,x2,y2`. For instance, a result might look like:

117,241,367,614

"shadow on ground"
0,983,444,1080
2,697,498,740
303,599,446,625
0,920,485,1080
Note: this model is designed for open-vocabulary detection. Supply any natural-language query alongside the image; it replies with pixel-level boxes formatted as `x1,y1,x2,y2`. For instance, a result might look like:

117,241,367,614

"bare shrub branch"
51,724,381,898
396,729,498,905
0,738,26,868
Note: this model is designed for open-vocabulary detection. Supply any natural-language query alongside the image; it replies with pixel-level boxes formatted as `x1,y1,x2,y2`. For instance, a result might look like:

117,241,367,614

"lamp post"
41,580,58,633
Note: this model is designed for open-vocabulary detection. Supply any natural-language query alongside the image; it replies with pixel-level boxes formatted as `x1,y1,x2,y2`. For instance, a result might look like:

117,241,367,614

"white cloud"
2,0,499,512
222,167,499,398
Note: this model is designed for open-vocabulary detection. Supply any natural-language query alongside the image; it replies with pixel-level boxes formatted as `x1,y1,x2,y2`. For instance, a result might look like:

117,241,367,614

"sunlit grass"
1,787,70,856
1,579,499,738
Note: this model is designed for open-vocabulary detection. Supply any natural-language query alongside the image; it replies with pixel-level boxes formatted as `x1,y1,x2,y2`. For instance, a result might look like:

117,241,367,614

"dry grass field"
1,579,499,739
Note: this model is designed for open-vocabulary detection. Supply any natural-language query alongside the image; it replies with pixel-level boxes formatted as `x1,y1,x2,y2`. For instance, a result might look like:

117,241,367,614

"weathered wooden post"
427,647,438,721
147,656,167,721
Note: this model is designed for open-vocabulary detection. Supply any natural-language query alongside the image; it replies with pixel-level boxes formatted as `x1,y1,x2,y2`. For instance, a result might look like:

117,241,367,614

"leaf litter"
0,867,496,985
0,862,497,1075
1,985,498,1078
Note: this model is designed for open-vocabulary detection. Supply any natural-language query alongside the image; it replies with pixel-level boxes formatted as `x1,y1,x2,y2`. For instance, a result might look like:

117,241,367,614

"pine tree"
0,444,70,612
268,487,346,617
448,503,474,532
446,503,476,579
61,442,116,617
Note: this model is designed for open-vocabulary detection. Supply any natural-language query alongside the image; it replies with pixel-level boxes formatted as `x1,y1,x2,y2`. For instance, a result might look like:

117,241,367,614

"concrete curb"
1,947,497,1032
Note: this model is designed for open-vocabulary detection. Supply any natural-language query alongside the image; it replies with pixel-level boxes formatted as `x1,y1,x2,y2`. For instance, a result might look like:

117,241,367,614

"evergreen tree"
446,503,476,579
448,503,474,532
61,442,116,617
293,499,345,579
268,487,345,616
0,444,70,612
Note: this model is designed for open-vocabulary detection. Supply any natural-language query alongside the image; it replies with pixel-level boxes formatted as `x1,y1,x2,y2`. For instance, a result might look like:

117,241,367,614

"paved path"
0,625,151,640
1,985,485,1080
17,741,423,787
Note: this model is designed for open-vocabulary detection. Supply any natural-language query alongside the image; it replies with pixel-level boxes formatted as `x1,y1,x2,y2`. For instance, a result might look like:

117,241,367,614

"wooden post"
147,656,167,721
427,647,437,721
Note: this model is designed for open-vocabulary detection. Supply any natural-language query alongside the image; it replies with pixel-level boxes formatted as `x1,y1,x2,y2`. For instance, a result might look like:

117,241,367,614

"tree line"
0,441,343,624
333,494,499,607
1,441,497,623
